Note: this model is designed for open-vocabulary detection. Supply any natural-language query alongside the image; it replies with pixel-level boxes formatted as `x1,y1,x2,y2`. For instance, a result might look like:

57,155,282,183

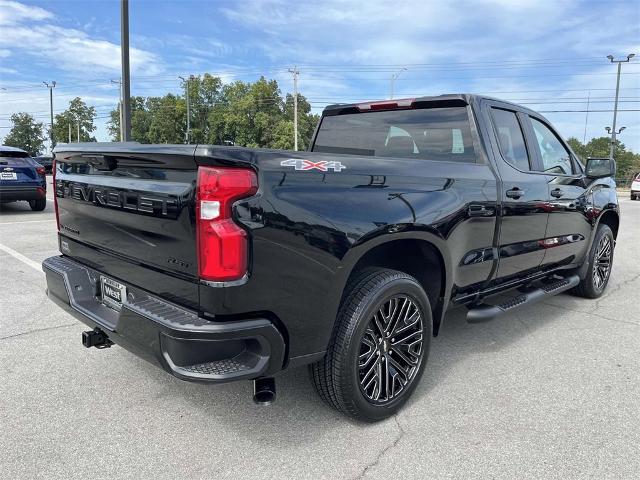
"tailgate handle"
82,154,117,171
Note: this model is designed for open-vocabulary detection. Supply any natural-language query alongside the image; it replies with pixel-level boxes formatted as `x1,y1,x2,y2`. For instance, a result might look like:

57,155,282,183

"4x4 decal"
280,159,347,172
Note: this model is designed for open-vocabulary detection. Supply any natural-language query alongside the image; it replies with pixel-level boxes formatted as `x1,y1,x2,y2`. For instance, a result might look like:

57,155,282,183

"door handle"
468,204,494,217
550,188,564,198
505,187,524,199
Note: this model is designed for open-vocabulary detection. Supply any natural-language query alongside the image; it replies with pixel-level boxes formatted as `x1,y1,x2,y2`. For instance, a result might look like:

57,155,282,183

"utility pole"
120,0,132,141
288,66,299,151
390,68,407,100
68,123,71,143
77,122,80,143
607,53,635,160
582,90,590,143
178,75,192,143
43,81,56,152
111,78,123,141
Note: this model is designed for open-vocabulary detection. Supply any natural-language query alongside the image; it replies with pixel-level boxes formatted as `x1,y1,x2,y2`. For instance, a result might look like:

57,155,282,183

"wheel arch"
596,208,620,239
325,231,453,338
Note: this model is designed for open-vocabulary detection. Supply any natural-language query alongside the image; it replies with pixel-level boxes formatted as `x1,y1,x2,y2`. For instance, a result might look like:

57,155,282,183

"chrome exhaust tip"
253,377,276,406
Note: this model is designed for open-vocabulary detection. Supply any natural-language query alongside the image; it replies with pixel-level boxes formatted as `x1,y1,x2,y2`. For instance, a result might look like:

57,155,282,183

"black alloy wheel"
358,295,424,404
310,268,432,422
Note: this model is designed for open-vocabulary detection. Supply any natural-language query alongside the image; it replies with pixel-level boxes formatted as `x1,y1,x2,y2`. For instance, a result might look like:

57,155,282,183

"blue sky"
1,0,639,152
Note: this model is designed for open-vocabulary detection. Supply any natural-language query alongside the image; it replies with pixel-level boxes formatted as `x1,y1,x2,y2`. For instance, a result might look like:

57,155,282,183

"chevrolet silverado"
43,94,619,421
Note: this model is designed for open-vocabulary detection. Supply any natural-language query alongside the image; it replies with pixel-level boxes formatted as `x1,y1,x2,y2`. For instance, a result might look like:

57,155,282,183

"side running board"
466,275,580,323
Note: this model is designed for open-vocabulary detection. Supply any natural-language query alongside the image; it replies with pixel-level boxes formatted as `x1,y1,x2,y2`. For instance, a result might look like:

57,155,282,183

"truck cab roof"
322,93,541,117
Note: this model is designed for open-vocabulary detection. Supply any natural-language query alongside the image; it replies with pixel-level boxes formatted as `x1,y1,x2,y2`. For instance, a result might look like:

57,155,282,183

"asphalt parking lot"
1,180,639,480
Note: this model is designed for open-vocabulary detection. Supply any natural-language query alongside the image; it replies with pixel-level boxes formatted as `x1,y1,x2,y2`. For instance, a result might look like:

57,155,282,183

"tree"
186,73,223,143
52,97,97,143
567,136,640,181
105,74,319,149
284,93,319,150
146,94,186,144
107,96,149,142
3,113,46,155
205,77,284,147
270,120,296,150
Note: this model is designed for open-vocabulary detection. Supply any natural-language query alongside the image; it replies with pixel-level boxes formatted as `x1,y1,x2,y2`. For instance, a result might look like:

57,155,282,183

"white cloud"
0,2,163,76
222,0,463,65
219,0,639,151
0,24,162,76
0,0,53,25
1,0,638,151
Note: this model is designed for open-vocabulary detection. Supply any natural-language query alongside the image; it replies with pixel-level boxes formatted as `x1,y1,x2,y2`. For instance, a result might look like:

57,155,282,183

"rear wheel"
29,198,46,211
310,268,432,422
572,224,615,299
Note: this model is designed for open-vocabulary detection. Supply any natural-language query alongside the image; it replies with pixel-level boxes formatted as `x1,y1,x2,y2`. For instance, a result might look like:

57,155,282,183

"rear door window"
313,107,477,163
490,108,530,171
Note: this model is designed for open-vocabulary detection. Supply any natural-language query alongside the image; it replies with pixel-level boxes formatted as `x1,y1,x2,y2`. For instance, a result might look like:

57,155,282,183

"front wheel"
572,224,615,299
310,268,432,422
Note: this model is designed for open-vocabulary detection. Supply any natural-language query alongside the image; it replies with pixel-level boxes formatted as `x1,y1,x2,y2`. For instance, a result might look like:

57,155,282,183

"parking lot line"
0,219,56,225
0,242,43,273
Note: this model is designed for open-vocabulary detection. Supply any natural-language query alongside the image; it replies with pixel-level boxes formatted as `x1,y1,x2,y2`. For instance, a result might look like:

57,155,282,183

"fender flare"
322,228,454,338
577,203,620,279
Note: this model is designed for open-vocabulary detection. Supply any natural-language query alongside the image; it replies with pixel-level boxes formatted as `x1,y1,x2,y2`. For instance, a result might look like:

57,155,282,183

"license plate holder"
0,172,17,180
100,275,127,310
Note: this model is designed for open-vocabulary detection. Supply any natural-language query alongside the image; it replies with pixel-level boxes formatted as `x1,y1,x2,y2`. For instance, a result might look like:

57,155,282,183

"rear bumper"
42,255,285,383
0,184,46,202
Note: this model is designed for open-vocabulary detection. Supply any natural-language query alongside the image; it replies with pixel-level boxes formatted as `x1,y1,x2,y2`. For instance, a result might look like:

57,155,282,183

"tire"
310,268,432,422
572,224,615,299
29,198,46,211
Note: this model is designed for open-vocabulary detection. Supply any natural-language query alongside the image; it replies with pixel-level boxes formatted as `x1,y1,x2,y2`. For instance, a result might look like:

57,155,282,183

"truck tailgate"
54,144,199,306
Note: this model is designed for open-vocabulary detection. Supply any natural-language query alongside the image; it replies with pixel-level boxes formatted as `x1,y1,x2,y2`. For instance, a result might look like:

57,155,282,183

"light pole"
111,78,123,141
178,75,193,144
607,53,635,160
120,0,132,141
288,66,299,151
605,125,626,158
43,81,56,152
390,68,407,100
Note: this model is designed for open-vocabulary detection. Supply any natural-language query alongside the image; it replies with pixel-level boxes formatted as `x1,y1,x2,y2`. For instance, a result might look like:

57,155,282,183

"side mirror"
585,157,616,179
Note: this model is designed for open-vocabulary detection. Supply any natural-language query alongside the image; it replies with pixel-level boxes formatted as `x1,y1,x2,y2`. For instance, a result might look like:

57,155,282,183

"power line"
1,60,638,93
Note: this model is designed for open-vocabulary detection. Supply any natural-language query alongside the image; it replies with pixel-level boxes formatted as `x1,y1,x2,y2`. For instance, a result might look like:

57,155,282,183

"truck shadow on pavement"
0,200,55,215
125,296,564,435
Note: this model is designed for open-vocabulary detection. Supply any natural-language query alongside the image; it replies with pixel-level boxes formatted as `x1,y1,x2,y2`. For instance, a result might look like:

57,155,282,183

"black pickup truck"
43,94,619,421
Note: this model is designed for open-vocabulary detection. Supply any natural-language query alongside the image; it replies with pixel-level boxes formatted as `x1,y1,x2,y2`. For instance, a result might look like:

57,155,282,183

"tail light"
36,166,46,175
356,98,415,111
53,158,59,231
196,166,258,283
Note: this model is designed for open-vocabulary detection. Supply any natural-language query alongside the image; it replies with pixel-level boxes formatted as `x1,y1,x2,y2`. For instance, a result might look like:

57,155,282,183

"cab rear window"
0,157,30,165
312,107,477,163
0,151,30,158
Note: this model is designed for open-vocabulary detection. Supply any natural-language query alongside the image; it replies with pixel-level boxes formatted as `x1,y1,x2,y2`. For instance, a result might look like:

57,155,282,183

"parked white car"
632,172,640,201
